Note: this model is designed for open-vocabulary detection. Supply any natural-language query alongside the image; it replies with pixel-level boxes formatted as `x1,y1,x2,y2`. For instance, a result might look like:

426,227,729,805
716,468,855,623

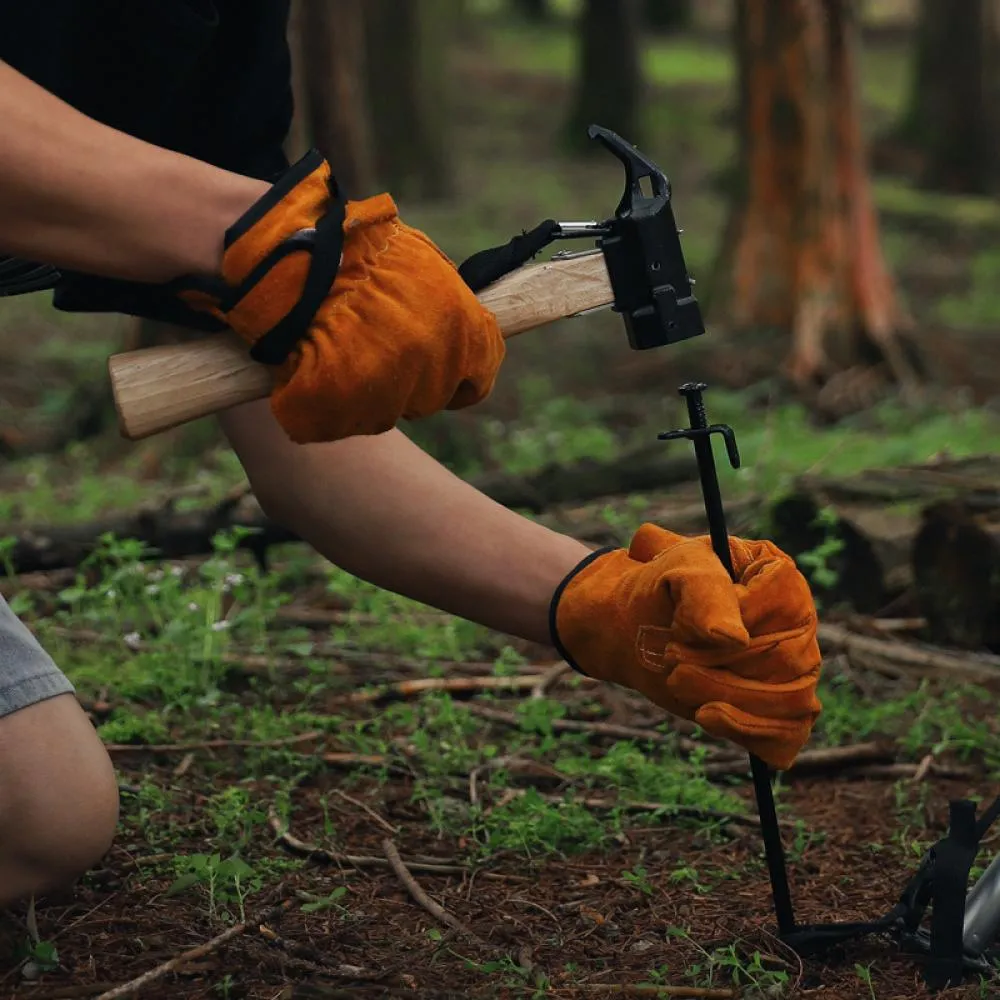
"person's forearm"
0,61,267,281
221,401,592,646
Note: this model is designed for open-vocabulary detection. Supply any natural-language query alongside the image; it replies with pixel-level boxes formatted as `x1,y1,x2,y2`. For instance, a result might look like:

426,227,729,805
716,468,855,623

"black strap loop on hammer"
458,219,561,292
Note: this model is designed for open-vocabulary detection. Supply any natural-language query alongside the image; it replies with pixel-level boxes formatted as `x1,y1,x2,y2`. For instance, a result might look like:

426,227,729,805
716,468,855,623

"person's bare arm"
220,401,591,646
0,60,266,281
0,60,590,644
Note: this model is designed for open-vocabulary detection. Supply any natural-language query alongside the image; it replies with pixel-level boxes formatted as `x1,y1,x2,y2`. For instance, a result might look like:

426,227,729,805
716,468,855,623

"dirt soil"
1,578,997,1000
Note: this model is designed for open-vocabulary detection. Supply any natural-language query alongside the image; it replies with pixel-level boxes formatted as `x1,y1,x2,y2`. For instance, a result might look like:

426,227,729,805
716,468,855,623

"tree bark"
364,0,458,200
565,0,644,150
294,0,377,198
710,0,921,403
898,0,1000,194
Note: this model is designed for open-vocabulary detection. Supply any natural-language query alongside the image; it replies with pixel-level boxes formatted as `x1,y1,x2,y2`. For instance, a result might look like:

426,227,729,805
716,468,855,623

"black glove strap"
547,546,615,676
172,147,349,367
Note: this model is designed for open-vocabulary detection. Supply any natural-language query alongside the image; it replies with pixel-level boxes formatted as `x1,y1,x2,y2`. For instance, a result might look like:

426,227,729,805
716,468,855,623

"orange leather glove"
180,149,505,444
550,525,822,770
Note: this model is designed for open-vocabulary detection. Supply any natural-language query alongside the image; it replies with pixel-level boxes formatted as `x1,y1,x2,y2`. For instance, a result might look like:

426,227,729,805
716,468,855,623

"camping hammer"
106,126,703,440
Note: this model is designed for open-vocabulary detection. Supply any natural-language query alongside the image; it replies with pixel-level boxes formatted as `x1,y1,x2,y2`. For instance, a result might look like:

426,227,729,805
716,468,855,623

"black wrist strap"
174,147,348,367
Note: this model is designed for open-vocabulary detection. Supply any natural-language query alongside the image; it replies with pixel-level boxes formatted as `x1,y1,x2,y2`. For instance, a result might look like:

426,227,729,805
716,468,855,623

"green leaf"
166,872,203,896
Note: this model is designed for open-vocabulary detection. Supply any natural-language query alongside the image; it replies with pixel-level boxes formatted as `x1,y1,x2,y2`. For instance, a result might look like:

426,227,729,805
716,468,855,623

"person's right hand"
179,149,505,444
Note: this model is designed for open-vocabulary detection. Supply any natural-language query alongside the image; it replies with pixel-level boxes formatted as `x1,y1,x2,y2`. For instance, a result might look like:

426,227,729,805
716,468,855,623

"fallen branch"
548,987,737,998
0,446,699,574
464,702,695,746
703,741,893,777
321,751,394,769
565,795,768,829
381,838,484,945
93,895,291,1000
482,787,771,830
331,787,398,835
847,762,976,781
818,622,1000,682
266,809,525,881
104,730,323,754
326,671,582,706
532,662,571,699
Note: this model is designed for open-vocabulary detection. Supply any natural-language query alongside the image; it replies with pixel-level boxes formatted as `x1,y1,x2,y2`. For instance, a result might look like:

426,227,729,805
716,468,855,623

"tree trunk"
565,0,643,150
898,0,1000,194
294,0,377,198
643,0,693,33
364,0,457,200
510,0,550,21
768,454,1000,650
709,0,921,405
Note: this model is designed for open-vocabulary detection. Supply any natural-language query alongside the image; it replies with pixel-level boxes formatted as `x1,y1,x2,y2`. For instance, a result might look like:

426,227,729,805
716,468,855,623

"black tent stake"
660,381,797,937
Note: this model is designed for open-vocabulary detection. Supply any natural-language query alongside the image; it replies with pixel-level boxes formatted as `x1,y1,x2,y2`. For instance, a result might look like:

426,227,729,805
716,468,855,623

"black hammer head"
587,124,705,351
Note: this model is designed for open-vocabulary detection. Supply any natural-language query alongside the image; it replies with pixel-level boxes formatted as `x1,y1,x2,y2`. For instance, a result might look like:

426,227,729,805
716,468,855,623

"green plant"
855,961,877,1000
168,853,261,922
622,865,656,896
795,506,845,593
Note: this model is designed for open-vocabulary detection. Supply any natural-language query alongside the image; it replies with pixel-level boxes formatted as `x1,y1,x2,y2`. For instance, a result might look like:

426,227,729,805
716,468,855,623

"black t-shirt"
0,1,295,324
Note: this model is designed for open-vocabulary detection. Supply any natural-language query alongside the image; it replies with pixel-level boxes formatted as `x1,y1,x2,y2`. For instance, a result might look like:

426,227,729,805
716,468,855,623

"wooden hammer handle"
108,251,613,441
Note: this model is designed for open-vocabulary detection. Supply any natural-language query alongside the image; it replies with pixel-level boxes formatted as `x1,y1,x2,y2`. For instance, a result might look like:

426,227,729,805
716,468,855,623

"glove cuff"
177,148,349,366
548,546,616,675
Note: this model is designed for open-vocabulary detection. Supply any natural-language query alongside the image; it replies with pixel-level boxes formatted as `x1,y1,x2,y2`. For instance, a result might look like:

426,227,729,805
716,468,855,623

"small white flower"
187,601,199,612
105,588,117,599
145,584,160,595
225,573,244,587
171,566,184,578
211,620,230,632
123,631,142,650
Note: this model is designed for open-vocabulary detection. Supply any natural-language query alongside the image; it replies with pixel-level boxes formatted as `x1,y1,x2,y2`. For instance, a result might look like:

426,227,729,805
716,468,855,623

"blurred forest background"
2,0,999,487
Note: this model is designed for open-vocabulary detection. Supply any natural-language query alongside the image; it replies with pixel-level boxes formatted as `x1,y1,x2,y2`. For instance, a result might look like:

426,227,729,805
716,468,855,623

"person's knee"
0,693,119,903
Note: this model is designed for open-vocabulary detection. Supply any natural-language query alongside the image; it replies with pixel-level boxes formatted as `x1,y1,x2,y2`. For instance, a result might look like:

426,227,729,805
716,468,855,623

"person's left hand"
549,524,823,769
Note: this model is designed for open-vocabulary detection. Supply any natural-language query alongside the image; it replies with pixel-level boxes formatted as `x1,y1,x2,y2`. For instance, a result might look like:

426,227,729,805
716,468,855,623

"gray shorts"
0,593,74,718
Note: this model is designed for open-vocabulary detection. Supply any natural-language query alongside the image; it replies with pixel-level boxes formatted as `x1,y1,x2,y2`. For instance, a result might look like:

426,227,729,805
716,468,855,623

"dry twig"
547,986,737,998
331,787,398,835
104,730,323,754
93,897,291,1000
464,702,693,748
381,838,484,945
703,740,892,777
327,671,581,706
531,661,571,698
266,808,521,879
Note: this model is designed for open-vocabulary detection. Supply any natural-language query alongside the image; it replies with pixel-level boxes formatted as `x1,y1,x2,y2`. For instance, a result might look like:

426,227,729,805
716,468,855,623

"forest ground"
2,10,1000,1000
